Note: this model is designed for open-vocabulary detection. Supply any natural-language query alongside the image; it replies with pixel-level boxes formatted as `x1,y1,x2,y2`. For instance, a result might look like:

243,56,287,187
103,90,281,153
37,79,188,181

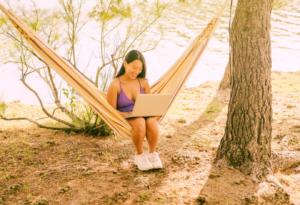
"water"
0,0,299,105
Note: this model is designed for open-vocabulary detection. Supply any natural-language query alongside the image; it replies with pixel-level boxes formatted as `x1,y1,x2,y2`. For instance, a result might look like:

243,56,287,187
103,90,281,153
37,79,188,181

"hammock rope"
0,0,230,140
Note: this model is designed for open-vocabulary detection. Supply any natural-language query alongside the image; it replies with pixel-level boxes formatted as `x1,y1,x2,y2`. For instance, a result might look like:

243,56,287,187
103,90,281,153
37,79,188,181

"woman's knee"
146,117,158,133
131,118,146,134
146,117,158,127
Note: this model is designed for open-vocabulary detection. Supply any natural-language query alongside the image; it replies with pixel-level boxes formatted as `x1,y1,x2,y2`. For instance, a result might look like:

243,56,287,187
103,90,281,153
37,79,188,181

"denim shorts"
123,110,132,121
122,110,149,121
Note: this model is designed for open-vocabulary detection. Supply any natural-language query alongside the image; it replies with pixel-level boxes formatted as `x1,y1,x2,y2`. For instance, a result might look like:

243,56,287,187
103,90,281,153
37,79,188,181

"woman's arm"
107,79,132,118
142,78,151,94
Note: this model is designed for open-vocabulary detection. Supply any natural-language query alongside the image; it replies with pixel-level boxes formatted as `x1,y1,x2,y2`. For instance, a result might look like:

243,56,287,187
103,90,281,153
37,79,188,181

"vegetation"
0,0,167,135
273,0,290,10
0,94,8,116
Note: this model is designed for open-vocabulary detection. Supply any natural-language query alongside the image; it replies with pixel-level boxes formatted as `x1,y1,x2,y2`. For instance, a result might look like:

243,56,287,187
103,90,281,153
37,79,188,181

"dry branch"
20,79,76,128
0,114,81,132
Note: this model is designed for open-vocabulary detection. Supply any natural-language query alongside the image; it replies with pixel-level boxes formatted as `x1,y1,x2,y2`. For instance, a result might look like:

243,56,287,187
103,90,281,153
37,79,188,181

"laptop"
125,94,173,118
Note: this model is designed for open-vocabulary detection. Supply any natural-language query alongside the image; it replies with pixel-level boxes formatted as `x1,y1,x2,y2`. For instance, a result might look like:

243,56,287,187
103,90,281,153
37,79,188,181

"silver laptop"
125,94,173,118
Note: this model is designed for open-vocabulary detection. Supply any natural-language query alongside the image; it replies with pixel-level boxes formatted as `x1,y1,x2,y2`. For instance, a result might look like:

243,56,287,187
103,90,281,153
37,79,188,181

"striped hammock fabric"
0,0,229,140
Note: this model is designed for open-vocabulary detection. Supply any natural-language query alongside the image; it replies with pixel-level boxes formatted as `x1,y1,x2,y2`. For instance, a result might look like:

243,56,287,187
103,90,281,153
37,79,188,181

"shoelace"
149,153,159,162
139,154,149,164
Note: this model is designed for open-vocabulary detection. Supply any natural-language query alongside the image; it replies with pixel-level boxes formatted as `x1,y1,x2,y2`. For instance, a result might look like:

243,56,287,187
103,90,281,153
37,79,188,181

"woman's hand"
117,111,132,118
123,112,132,118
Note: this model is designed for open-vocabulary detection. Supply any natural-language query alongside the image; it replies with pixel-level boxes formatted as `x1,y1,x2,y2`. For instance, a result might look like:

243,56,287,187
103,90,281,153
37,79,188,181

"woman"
107,50,163,171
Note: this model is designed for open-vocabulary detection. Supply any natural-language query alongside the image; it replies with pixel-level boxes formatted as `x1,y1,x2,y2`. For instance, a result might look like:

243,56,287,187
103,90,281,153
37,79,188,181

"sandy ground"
0,70,300,205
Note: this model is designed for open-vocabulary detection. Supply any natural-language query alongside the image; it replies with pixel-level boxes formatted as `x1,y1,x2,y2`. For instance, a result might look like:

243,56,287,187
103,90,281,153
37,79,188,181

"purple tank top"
117,78,145,112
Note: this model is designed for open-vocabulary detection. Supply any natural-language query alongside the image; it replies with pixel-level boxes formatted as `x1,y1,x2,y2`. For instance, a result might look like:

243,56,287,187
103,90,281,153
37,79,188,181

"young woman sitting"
107,50,163,171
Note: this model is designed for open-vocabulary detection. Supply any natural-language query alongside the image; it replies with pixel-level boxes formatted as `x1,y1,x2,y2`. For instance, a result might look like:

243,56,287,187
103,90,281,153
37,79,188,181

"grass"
0,93,8,116
103,198,115,204
156,198,166,203
178,116,187,123
171,191,179,197
202,98,225,119
140,193,150,200
176,31,191,39
272,72,300,93
0,101,8,115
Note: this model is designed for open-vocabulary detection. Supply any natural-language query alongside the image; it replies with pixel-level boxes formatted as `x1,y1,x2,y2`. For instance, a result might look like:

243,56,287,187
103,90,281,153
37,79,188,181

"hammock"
0,0,229,140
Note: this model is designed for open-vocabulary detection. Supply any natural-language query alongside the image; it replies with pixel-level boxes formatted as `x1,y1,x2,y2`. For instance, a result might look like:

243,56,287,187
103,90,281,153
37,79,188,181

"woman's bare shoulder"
139,78,149,85
108,78,120,91
111,78,120,84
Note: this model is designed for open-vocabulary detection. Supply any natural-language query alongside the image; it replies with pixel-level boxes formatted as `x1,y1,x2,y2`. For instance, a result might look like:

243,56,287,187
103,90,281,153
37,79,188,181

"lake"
0,0,299,105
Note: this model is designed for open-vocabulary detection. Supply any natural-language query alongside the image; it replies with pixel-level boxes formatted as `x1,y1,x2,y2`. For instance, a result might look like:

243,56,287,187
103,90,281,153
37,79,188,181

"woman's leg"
127,117,146,154
145,117,162,169
145,117,159,153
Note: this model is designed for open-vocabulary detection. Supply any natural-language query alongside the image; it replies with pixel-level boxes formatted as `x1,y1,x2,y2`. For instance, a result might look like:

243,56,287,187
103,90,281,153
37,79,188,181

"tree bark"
216,0,274,179
218,60,232,90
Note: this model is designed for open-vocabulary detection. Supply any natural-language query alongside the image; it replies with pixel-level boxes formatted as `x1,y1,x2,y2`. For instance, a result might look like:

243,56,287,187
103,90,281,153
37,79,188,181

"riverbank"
2,0,300,106
0,70,300,204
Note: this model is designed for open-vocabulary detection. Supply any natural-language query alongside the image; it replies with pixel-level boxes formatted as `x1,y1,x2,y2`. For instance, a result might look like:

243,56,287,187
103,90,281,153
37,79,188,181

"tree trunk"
218,62,231,90
216,0,274,179
218,61,232,90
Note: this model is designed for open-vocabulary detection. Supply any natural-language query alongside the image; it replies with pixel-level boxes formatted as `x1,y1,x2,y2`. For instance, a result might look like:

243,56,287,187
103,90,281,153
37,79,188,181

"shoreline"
2,69,300,106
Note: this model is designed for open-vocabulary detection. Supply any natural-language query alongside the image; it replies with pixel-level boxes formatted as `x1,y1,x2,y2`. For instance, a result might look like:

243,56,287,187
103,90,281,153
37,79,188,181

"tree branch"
61,56,95,85
45,65,84,125
0,114,81,132
20,78,76,128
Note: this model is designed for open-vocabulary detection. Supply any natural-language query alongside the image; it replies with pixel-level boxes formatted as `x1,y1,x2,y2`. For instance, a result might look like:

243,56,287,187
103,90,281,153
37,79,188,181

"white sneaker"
134,153,153,171
147,152,163,169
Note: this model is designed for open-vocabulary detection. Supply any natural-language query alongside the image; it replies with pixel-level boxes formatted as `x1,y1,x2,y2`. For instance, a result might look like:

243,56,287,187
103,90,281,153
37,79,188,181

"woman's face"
124,60,143,79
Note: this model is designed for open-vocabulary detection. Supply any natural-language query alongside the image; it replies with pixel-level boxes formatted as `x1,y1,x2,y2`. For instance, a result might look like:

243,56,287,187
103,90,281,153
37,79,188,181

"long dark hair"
115,50,147,78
